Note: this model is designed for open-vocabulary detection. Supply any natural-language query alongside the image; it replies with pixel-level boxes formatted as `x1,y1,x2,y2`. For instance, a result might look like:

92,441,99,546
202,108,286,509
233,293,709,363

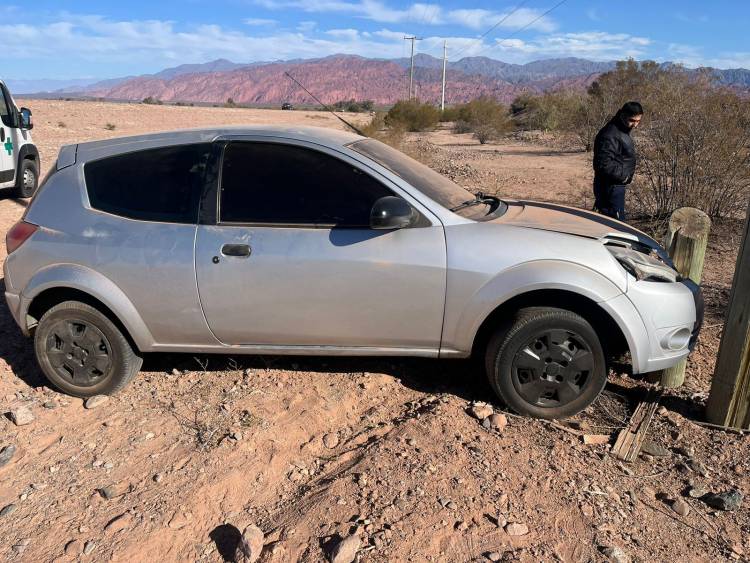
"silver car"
3,126,702,418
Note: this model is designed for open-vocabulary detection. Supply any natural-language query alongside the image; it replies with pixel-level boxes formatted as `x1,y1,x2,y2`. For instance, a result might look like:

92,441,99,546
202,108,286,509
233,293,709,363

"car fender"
17,142,39,168
445,259,647,367
19,263,154,351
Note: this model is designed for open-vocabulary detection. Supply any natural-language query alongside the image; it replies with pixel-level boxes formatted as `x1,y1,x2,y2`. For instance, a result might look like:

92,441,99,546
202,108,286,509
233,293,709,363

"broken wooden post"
659,207,711,388
612,389,661,462
706,199,750,429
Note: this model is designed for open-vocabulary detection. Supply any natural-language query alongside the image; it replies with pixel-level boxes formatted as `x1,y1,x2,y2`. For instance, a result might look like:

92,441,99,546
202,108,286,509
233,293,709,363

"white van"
0,79,39,197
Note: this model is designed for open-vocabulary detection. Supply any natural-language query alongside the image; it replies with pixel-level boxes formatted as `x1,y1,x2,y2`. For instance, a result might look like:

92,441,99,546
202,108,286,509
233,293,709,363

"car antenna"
283,71,364,136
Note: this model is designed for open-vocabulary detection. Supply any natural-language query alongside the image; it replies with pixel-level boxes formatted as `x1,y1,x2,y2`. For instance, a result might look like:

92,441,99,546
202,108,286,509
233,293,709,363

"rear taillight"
6,221,38,254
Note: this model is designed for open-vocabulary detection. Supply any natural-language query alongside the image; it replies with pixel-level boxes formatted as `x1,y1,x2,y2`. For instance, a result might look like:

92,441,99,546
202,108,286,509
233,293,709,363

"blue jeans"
594,182,627,221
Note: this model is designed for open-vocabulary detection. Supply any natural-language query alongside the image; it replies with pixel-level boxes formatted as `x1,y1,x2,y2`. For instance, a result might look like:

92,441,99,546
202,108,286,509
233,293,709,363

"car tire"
13,158,39,198
485,307,607,419
34,301,142,397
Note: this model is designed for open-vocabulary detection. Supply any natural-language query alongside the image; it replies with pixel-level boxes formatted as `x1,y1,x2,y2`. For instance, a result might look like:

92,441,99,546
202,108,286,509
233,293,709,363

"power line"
450,0,533,61
468,0,570,60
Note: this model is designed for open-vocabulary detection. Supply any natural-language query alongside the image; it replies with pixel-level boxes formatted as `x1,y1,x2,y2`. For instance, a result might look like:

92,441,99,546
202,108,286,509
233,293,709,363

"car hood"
495,199,666,256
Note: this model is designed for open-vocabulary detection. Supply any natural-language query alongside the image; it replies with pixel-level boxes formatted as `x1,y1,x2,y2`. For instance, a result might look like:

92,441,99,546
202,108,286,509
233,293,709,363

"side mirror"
370,196,417,230
19,107,33,130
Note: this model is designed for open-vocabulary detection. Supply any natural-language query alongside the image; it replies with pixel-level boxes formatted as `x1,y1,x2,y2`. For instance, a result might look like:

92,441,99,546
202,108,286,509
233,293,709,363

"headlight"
607,245,679,283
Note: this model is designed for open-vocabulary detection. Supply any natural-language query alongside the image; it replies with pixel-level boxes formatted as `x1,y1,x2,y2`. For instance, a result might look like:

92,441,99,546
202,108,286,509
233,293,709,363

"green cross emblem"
3,138,12,156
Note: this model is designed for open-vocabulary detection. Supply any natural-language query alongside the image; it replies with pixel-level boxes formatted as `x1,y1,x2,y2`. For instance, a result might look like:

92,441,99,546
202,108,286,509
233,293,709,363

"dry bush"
512,91,585,132
449,96,512,143
361,111,406,148
385,99,440,132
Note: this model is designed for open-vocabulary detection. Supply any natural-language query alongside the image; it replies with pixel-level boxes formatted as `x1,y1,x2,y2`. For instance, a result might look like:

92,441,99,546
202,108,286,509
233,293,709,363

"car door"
0,84,16,187
195,139,447,351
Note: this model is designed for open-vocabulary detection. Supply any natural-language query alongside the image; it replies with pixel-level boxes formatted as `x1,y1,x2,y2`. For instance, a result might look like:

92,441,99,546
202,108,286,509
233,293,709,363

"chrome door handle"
221,243,251,257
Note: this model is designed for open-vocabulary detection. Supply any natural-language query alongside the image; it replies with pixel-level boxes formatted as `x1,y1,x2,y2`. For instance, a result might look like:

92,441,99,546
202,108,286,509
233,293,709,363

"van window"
0,85,13,127
84,144,211,223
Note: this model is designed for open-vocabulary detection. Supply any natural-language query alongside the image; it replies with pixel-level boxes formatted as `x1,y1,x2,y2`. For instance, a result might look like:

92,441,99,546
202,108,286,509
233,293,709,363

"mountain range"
9,54,750,106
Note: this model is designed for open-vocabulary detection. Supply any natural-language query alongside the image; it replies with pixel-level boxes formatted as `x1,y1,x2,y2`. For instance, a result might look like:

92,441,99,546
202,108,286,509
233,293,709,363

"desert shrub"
457,96,512,143
453,119,473,134
440,105,463,122
512,91,585,132
361,111,405,147
333,99,375,112
385,99,440,132
104,123,116,131
142,96,162,105
225,98,237,108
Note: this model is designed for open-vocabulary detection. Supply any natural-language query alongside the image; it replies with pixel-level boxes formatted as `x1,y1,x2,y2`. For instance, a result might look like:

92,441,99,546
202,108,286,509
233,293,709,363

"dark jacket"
593,116,636,186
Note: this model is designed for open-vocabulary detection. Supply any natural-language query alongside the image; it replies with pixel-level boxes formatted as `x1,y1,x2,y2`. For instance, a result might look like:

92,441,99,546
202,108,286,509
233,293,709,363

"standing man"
592,101,643,221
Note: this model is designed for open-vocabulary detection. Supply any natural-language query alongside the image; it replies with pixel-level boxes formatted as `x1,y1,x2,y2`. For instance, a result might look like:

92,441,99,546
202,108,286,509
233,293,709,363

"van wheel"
34,301,142,397
13,159,38,198
485,307,607,419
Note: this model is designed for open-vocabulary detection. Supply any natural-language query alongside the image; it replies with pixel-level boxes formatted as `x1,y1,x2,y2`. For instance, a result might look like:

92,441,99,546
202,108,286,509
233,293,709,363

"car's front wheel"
485,307,607,419
34,301,142,397
13,158,39,198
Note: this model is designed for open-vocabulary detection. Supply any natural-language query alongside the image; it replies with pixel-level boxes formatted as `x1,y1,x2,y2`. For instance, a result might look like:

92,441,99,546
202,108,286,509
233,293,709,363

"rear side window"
220,142,393,226
84,144,211,223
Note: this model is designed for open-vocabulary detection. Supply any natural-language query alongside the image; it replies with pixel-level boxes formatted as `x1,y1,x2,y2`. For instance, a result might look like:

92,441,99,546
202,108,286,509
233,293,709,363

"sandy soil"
0,101,748,562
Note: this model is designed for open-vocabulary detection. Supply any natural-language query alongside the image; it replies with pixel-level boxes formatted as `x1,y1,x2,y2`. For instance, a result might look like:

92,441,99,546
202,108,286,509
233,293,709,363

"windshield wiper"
450,192,493,212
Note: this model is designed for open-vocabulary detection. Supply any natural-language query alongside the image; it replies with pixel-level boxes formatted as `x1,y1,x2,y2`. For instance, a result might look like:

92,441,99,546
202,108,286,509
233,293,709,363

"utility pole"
404,36,421,100
441,40,447,111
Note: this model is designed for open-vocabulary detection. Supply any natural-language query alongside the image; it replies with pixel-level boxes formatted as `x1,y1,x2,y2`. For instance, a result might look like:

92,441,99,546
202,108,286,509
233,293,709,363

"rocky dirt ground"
0,100,748,562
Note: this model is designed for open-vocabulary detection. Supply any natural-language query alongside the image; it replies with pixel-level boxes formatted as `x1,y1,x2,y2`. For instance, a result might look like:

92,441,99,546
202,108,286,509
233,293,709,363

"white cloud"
481,32,653,62
244,18,277,26
253,0,556,31
297,20,317,32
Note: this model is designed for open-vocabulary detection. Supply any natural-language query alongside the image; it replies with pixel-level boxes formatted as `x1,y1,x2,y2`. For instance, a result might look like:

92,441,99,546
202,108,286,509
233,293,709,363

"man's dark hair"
619,101,643,118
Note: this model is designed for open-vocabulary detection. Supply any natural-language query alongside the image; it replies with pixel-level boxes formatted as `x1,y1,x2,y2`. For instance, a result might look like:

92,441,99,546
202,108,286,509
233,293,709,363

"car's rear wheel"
13,159,38,198
34,301,142,397
485,307,607,419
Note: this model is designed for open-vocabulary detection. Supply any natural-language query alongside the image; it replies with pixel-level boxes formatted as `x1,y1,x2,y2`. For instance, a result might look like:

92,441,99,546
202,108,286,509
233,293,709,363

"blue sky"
2,1,749,80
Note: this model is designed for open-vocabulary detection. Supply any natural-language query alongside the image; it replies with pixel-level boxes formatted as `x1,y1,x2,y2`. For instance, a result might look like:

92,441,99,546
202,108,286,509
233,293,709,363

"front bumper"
620,277,702,374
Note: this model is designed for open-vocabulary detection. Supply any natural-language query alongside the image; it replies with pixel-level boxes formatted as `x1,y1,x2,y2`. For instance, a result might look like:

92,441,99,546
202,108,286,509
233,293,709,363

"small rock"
171,368,181,376
84,395,109,409
504,522,529,536
687,486,707,499
486,552,502,562
487,413,508,431
582,434,610,445
446,501,457,510
144,432,155,440
602,546,630,563
259,541,287,563
104,513,131,534
329,534,360,563
703,490,743,511
494,514,507,528
83,541,95,555
0,504,17,517
98,486,117,500
168,511,191,530
9,406,34,426
64,539,82,555
686,458,709,477
470,403,494,420
323,433,340,449
230,430,243,441
153,473,164,483
641,441,669,457
43,401,57,409
671,498,690,517
12,538,30,555
0,444,17,467
235,524,264,562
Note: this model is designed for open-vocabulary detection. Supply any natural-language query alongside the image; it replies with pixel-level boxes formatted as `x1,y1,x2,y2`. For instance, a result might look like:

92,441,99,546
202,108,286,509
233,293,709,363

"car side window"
84,143,211,223
0,85,12,125
219,141,394,226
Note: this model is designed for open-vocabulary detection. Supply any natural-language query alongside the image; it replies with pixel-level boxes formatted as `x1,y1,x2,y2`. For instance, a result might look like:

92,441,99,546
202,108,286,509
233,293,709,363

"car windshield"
347,138,494,220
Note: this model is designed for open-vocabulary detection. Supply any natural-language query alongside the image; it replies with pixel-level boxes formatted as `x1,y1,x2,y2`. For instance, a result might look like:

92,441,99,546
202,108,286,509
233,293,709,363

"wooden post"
658,207,711,388
706,198,750,429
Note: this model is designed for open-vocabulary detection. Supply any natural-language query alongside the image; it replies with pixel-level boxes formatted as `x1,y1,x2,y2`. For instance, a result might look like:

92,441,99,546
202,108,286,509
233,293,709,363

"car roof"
72,125,365,163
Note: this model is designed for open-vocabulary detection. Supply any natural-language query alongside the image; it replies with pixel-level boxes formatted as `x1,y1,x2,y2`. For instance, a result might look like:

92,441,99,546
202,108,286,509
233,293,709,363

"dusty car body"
3,126,702,418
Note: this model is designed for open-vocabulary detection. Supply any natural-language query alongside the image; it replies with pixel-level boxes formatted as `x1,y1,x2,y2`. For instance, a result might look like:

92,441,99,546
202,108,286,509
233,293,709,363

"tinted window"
85,144,210,223
0,85,12,126
220,142,393,226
